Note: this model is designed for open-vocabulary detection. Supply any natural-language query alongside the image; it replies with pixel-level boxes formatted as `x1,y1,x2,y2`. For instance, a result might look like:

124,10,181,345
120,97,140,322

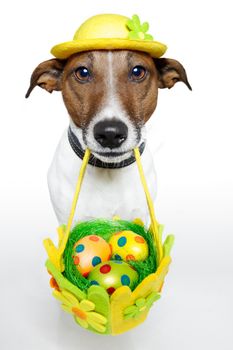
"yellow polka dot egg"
109,230,148,262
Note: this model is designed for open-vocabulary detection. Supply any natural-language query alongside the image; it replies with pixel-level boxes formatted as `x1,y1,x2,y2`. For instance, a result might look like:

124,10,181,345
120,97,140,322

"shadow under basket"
44,148,174,335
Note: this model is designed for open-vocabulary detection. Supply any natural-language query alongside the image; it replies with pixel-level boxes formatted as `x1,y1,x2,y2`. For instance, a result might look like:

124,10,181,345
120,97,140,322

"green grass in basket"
63,219,157,292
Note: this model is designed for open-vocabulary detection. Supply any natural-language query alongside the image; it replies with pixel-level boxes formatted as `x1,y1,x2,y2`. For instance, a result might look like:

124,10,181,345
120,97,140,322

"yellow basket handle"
58,148,91,256
57,147,163,265
134,148,163,263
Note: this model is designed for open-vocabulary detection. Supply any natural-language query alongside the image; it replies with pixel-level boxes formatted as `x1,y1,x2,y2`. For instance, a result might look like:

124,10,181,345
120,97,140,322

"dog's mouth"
83,135,146,163
90,149,134,163
84,136,142,163
92,150,130,157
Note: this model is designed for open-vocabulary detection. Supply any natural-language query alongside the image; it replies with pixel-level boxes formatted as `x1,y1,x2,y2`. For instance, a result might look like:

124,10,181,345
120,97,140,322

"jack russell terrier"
26,50,191,226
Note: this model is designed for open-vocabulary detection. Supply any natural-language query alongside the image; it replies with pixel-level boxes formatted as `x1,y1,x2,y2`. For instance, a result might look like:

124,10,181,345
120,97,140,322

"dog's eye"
131,66,146,81
75,67,91,82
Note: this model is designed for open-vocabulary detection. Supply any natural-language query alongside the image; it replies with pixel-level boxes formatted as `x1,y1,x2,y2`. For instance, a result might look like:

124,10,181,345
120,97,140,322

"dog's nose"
94,120,128,148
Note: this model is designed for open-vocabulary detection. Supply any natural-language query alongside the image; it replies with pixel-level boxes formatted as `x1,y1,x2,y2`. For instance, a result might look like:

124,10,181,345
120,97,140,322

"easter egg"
73,235,111,277
109,230,148,262
87,260,138,295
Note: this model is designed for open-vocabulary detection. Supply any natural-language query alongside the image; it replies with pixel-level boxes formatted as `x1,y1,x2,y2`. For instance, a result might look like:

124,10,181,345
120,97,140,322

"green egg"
87,260,138,295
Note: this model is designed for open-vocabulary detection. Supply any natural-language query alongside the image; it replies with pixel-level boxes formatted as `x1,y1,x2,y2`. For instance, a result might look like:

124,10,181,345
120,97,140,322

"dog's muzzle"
68,127,145,169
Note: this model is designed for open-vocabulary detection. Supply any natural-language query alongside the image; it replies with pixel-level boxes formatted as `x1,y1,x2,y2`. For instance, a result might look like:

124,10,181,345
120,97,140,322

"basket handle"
58,149,91,256
59,148,163,263
134,148,163,263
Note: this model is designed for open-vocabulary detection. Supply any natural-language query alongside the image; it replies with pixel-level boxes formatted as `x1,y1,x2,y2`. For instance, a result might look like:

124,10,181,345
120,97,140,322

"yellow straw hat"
51,14,167,59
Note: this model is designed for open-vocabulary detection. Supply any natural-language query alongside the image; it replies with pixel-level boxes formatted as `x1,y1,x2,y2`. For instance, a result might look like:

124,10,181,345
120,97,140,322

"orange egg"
72,235,111,277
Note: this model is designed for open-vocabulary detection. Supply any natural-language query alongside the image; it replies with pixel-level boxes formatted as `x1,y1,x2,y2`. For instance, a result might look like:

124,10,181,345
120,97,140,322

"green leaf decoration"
132,14,141,28
46,259,86,300
158,224,164,241
141,22,149,33
123,291,160,320
146,291,161,308
145,34,154,41
163,235,175,257
127,14,154,41
135,298,146,308
87,285,111,334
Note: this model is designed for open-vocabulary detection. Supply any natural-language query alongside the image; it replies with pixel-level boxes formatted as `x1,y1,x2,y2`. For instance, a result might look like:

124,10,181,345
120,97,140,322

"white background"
0,0,233,349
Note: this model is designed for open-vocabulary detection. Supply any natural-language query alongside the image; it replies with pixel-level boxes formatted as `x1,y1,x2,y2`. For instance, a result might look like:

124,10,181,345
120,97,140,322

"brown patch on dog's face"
114,51,159,124
61,52,107,128
61,51,158,129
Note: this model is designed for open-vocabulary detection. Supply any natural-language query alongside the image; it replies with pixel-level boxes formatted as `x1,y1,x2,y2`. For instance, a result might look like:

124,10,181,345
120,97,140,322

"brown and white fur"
26,50,191,225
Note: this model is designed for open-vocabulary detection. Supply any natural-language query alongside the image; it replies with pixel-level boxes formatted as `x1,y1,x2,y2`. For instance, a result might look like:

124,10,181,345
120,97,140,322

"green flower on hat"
127,14,154,41
123,291,161,319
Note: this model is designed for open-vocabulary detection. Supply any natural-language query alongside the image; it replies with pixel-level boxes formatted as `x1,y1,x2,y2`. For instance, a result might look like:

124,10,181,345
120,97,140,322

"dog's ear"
154,58,192,90
25,59,66,98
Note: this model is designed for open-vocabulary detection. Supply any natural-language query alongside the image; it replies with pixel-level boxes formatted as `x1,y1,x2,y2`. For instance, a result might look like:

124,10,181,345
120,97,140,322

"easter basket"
44,148,174,335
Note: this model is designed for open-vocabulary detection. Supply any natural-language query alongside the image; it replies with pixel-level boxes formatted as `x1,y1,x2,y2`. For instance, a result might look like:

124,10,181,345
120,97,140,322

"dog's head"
26,50,191,162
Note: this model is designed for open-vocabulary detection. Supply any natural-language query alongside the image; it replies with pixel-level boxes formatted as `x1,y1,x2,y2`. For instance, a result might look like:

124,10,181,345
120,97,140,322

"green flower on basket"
124,291,161,319
127,15,154,41
53,289,107,333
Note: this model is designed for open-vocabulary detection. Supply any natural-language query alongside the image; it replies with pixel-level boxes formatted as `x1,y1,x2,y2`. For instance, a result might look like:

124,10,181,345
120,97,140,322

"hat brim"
51,38,167,59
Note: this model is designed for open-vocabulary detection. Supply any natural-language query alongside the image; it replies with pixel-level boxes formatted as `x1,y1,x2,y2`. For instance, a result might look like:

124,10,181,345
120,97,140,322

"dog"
26,50,191,226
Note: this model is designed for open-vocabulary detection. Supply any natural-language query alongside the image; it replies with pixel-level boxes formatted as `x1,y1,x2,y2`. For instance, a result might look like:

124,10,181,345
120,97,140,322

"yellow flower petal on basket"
53,290,72,306
61,290,79,306
75,317,88,329
72,307,87,320
61,304,73,315
79,300,95,312
88,319,106,333
87,312,107,325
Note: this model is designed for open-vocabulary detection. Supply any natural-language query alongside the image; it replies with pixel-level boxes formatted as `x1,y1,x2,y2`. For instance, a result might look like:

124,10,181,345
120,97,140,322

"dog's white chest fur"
48,128,157,227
